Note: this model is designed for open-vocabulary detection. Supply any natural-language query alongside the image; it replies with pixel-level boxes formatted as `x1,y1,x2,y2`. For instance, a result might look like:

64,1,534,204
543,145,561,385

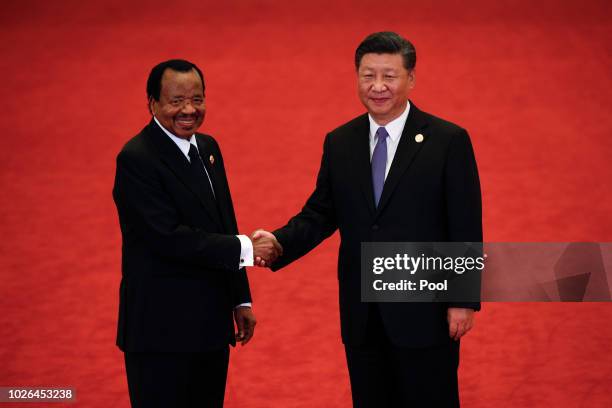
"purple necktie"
371,127,389,207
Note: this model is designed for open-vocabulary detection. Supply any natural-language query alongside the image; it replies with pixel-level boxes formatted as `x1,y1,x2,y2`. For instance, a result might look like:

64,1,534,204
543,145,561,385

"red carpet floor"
1,0,611,406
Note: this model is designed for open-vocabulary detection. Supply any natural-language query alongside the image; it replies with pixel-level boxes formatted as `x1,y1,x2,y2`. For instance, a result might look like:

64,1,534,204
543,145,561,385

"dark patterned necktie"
188,144,216,199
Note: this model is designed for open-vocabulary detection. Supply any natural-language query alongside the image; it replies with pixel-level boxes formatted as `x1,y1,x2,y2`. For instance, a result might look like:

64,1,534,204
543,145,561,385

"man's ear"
149,97,157,115
408,69,416,90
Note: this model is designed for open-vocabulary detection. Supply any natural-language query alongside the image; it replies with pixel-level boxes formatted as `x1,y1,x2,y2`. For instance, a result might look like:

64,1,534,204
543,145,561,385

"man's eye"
385,75,396,80
171,99,182,106
193,98,204,105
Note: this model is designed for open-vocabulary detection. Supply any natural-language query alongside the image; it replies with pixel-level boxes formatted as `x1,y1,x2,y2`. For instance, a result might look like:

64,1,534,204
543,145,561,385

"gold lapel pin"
415,133,424,143
209,155,215,165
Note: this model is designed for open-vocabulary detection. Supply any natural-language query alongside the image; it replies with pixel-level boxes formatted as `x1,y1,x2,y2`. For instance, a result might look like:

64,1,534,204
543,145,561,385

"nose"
372,77,387,92
181,101,196,114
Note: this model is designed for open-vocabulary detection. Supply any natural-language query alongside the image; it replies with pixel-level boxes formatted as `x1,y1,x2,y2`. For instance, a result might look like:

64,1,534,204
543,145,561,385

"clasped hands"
250,229,282,267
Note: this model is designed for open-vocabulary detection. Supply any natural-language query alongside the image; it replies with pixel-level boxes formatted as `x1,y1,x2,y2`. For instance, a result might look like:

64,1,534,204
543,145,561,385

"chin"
172,128,194,138
369,107,390,117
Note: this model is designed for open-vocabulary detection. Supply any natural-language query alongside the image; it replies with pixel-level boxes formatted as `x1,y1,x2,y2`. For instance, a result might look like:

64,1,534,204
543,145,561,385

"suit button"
372,224,379,230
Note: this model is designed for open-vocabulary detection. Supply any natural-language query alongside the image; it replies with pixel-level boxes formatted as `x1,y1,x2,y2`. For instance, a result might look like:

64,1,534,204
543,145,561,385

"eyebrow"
360,68,399,73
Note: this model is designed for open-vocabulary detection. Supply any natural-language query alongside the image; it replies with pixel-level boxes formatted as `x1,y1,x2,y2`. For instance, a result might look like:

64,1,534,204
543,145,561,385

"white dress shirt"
154,117,253,307
368,101,411,180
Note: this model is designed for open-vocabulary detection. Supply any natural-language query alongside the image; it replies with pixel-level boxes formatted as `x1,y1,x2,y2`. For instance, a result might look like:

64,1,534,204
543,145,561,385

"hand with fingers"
250,229,283,267
447,307,475,341
234,306,256,345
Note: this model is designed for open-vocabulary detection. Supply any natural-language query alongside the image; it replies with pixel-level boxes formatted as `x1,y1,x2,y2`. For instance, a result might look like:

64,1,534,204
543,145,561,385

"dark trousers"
345,305,460,408
124,348,229,408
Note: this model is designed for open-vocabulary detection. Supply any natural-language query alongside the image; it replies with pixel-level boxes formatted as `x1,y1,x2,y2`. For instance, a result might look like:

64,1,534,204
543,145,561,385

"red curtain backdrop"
1,0,611,406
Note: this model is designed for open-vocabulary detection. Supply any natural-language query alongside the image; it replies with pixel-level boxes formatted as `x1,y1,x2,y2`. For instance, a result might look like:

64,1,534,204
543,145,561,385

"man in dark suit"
253,32,482,407
113,59,281,408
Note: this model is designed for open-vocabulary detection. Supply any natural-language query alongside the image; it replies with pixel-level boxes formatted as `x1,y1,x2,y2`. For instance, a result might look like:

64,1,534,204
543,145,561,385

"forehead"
359,53,405,71
160,68,204,94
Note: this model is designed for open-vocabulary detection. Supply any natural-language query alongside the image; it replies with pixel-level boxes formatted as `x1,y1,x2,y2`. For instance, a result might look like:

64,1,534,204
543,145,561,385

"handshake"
250,229,283,267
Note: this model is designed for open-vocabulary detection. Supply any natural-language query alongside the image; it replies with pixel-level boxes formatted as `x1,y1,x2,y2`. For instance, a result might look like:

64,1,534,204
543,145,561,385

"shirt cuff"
236,234,254,268
235,303,252,308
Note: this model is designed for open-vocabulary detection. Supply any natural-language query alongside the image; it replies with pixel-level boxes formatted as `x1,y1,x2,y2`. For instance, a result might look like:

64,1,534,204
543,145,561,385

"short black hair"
355,32,416,71
146,59,204,108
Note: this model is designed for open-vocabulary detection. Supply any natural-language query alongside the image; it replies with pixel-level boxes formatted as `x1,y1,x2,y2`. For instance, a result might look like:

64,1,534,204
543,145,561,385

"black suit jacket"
272,103,482,348
113,120,251,352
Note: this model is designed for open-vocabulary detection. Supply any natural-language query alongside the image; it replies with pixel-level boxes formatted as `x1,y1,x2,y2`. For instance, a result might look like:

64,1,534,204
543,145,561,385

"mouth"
175,116,198,128
369,97,390,105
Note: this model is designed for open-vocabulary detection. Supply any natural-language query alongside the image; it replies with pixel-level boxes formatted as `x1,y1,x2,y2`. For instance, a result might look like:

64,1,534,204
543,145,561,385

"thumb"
236,319,244,339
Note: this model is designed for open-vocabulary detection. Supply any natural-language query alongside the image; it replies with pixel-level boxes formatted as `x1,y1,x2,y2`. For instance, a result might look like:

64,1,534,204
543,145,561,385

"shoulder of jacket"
328,113,368,137
418,109,466,136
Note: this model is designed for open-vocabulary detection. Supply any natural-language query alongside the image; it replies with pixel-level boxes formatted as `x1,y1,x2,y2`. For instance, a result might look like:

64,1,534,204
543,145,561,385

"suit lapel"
375,103,428,218
144,120,223,230
195,138,237,233
351,114,377,216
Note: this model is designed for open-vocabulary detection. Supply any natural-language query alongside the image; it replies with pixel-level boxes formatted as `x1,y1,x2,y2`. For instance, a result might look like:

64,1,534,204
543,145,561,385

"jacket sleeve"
210,138,253,305
444,129,483,311
113,148,241,272
272,133,338,270
232,267,252,305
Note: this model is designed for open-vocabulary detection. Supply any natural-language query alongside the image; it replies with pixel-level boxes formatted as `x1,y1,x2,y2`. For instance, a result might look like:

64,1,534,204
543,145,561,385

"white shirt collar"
153,116,198,160
368,101,411,142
